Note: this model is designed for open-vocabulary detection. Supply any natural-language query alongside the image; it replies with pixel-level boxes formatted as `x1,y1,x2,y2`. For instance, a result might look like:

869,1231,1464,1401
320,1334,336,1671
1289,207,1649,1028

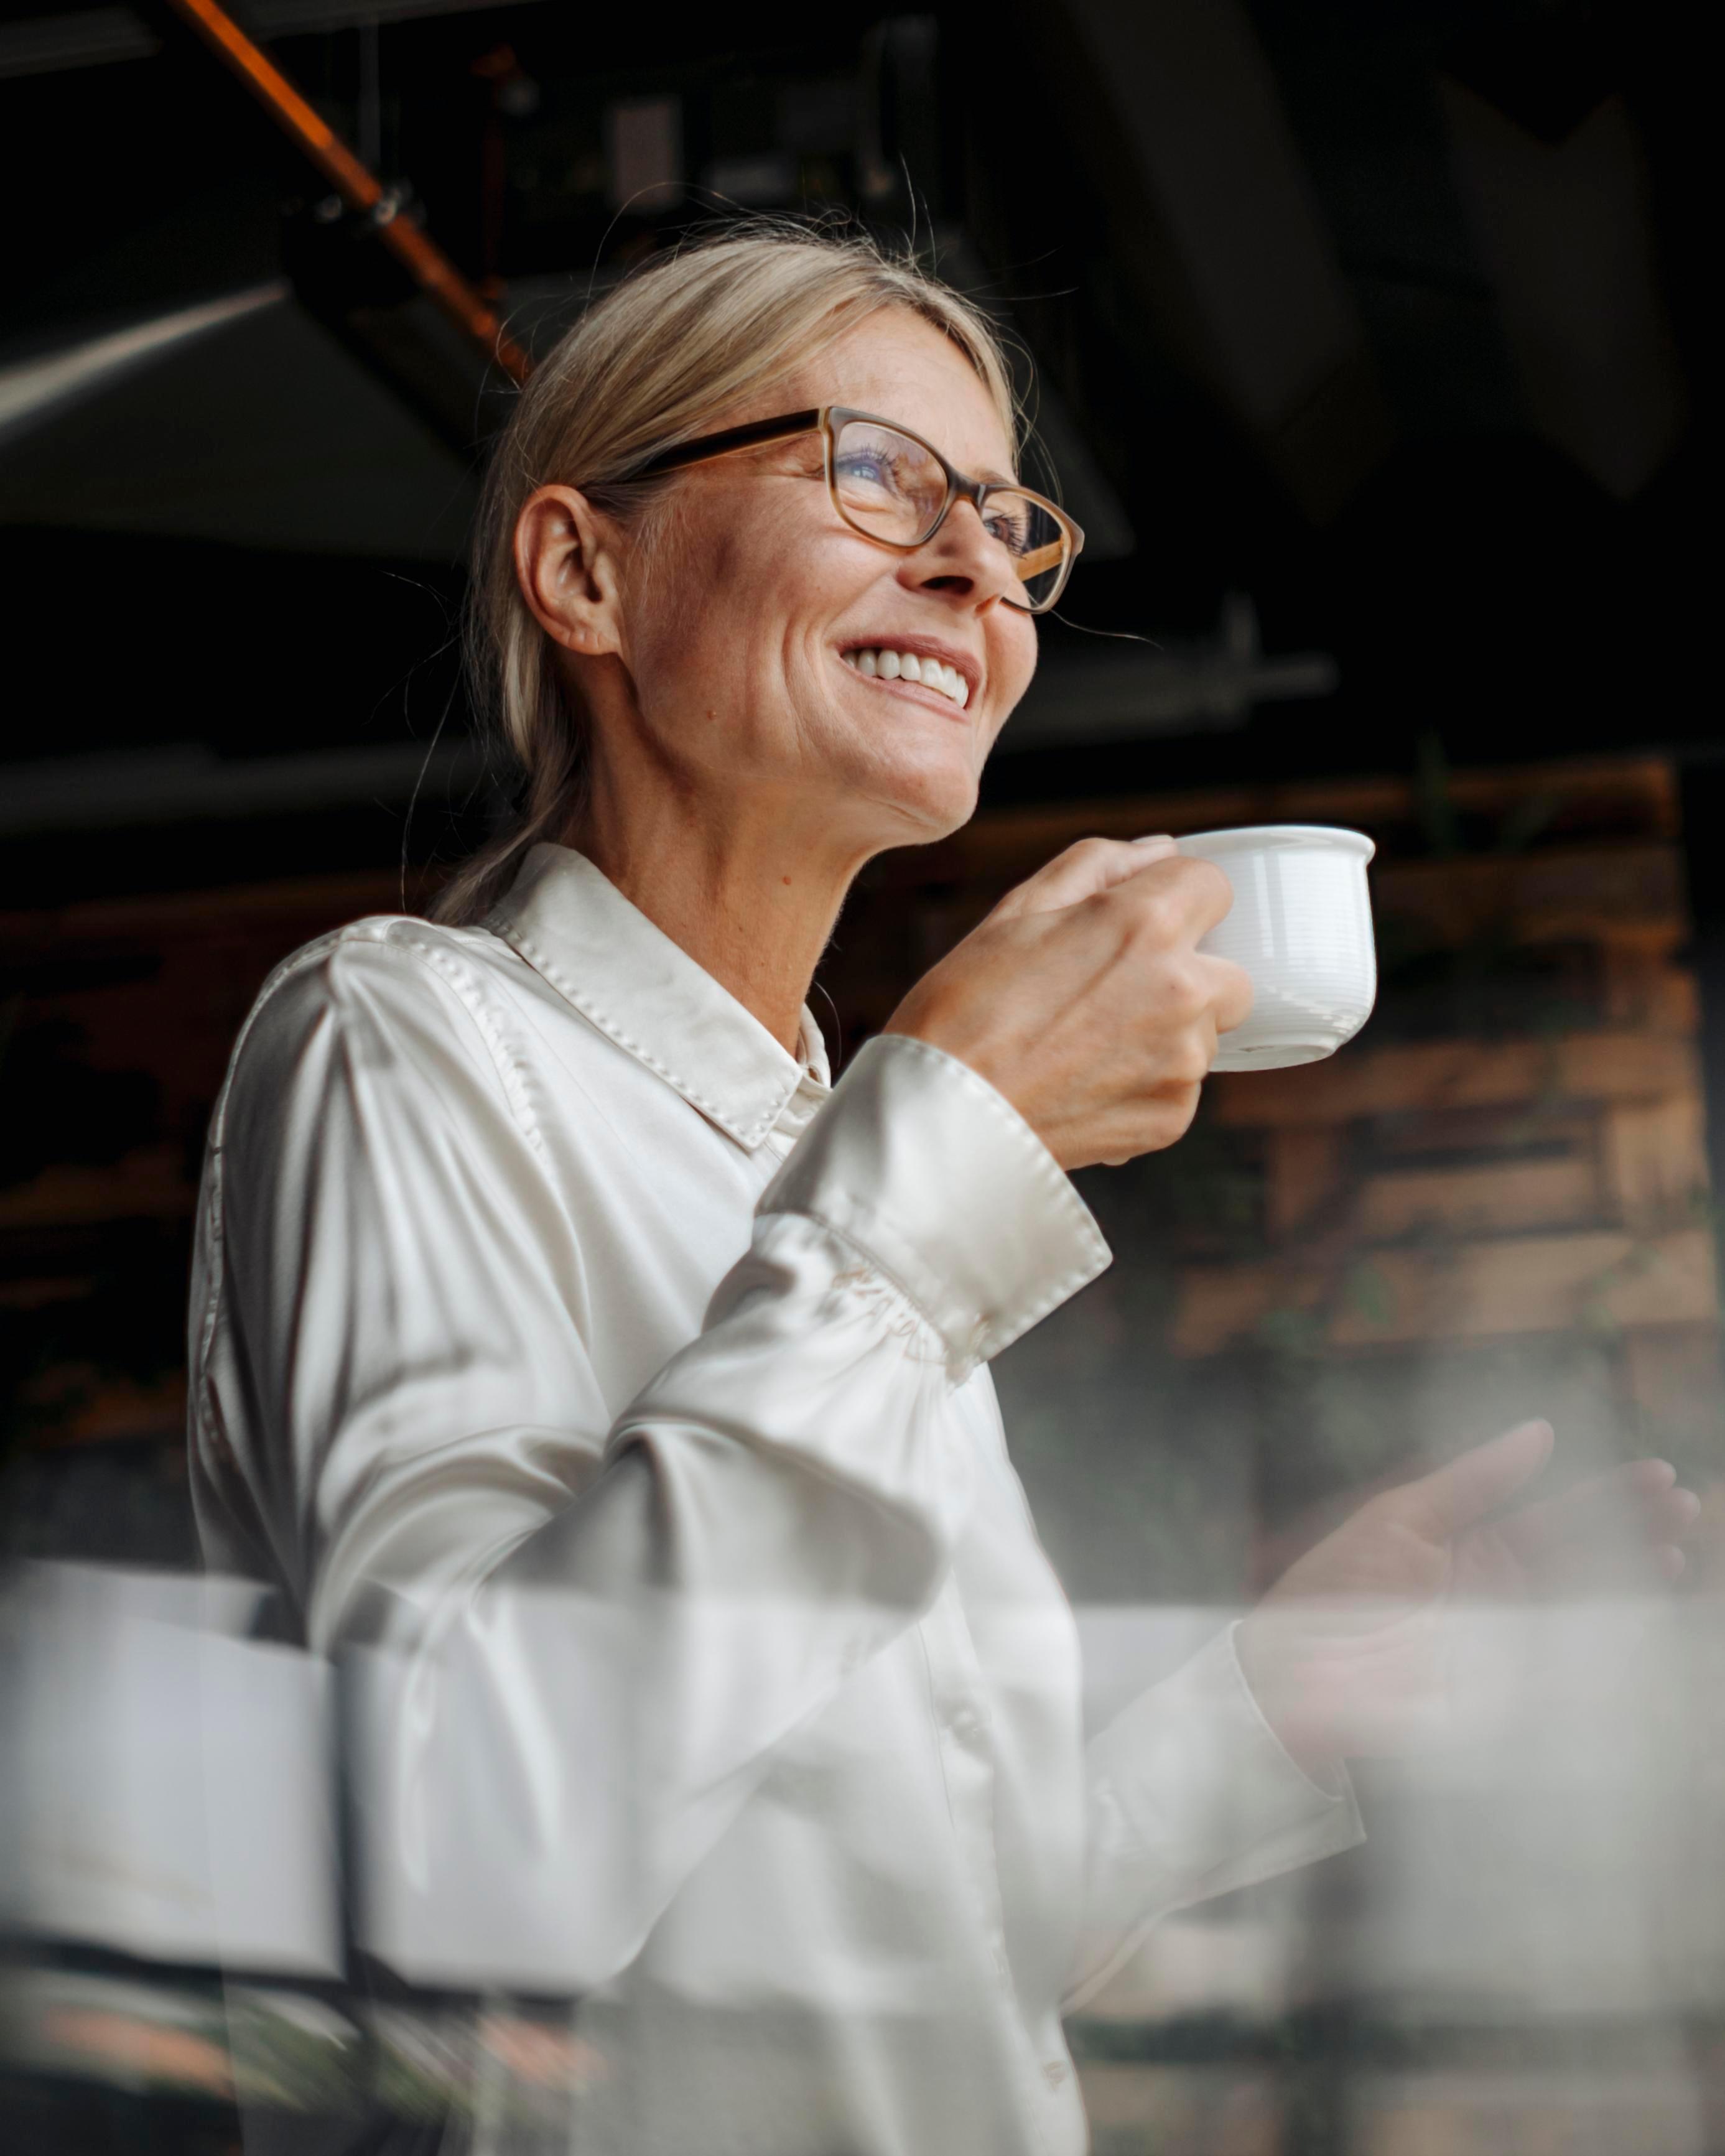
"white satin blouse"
188,840,1360,2155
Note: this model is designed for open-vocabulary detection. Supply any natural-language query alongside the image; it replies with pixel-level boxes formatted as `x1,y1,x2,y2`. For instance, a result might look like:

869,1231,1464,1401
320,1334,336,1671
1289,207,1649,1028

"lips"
840,646,972,709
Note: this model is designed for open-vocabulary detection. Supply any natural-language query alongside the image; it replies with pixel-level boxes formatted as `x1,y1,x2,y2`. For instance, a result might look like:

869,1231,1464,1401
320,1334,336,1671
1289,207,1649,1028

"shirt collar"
485,843,830,1151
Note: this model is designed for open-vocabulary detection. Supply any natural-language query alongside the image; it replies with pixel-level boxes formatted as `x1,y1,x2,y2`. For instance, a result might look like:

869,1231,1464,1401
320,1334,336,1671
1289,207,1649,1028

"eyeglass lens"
830,419,1069,611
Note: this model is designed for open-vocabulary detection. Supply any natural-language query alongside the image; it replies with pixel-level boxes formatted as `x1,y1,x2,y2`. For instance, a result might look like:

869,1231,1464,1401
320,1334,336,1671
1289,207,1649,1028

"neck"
570,764,869,1056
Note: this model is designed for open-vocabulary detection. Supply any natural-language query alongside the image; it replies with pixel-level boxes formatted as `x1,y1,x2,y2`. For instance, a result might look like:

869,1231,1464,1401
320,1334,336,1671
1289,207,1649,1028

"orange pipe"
162,0,531,384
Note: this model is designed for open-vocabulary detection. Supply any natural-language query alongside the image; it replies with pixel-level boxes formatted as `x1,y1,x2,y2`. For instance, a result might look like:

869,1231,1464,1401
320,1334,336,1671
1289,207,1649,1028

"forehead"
784,309,1018,481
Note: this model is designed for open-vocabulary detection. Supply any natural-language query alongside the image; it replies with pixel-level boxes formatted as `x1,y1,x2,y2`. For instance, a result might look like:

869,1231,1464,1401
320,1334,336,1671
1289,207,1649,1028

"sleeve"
1063,1623,1365,2012
198,935,1110,1992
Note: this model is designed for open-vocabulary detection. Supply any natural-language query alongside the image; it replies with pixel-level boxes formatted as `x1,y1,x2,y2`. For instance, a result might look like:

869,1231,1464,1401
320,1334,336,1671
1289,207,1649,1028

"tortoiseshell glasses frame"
632,405,1085,615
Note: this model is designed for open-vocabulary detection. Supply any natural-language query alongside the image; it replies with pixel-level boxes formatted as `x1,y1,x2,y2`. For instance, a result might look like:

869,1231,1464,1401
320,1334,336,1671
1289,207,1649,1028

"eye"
982,499,1035,555
834,447,900,493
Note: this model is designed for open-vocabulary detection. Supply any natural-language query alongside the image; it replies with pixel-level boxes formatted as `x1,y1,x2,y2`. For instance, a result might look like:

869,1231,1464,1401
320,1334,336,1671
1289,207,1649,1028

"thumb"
1393,1420,1555,1539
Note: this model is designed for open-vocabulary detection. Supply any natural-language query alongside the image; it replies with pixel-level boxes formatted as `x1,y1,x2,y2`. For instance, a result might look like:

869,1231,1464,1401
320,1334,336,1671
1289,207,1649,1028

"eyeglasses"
632,406,1084,615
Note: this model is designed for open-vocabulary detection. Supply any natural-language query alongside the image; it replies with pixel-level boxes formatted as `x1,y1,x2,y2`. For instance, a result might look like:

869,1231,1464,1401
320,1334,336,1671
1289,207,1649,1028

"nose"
904,496,1019,609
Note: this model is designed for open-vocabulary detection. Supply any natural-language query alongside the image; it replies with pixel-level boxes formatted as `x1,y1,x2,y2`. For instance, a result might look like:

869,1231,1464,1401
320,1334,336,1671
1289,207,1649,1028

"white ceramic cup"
1173,825,1377,1071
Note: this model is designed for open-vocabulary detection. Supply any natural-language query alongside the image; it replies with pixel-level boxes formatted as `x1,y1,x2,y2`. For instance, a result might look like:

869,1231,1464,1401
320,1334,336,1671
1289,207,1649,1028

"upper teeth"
844,649,970,707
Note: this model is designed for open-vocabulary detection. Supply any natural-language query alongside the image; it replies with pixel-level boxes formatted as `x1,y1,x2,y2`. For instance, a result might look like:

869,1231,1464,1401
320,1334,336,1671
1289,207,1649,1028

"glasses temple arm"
1018,537,1069,578
635,408,824,478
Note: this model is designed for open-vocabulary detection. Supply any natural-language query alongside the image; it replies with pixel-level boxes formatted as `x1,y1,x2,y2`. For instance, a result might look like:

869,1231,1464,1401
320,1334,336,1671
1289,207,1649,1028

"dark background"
1,0,1713,896
2,6,1723,2149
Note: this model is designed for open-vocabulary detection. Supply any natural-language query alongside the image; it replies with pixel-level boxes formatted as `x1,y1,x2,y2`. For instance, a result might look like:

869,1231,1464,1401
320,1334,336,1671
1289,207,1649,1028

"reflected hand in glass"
1235,1420,1703,1773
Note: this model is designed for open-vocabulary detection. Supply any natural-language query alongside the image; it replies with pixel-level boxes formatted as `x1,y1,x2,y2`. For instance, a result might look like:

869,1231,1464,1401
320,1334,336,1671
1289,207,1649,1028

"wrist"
1235,1611,1341,1780
881,1001,1015,1122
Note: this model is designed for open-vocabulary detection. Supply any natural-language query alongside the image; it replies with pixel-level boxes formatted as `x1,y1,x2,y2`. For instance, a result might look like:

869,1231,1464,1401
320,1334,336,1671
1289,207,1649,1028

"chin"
868,752,982,844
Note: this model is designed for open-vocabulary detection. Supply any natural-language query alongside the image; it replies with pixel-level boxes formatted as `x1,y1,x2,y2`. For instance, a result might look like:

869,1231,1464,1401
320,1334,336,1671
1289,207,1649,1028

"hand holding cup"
885,835,1253,1169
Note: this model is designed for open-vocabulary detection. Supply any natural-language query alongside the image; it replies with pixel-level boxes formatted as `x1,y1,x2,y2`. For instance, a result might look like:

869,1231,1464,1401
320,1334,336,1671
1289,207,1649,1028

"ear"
513,484,626,656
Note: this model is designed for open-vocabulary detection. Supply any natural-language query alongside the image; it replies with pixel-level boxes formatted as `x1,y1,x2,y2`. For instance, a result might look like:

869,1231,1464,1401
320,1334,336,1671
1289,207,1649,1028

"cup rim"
1174,824,1375,862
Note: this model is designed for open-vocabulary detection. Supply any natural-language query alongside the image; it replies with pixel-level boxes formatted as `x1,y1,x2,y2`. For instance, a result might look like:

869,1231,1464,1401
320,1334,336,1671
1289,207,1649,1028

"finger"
1601,1456,1682,1504
1637,1483,1701,1541
1108,853,1236,943
1394,1420,1555,1539
1495,1510,1699,1595
992,834,1179,920
1670,1486,1703,1535
1495,1463,1698,1567
1204,954,1255,1036
1494,1461,1662,1554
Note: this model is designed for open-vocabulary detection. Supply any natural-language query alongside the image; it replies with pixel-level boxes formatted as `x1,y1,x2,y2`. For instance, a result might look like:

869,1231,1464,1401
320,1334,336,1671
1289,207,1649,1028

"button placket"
923,1581,1011,1963
924,1579,1073,2154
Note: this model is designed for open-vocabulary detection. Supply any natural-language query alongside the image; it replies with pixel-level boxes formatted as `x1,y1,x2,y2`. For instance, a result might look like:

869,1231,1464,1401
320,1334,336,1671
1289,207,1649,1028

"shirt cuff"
1069,1624,1365,2014
757,1033,1111,1376
1100,1621,1364,1852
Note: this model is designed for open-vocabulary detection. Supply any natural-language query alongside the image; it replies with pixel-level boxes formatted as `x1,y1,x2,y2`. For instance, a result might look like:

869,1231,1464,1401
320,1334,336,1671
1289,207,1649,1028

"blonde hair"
430,220,1021,926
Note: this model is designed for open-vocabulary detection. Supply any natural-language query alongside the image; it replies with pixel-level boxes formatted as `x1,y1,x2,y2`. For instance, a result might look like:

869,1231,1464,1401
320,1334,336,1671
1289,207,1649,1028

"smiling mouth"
840,646,971,709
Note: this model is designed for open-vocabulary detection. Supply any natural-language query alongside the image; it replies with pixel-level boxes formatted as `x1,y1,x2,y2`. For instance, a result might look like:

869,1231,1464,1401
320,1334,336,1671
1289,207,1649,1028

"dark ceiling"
0,0,1711,903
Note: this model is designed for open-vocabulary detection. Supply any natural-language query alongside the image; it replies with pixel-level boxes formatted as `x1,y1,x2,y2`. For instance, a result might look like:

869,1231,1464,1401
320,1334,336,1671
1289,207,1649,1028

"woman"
188,225,1695,2154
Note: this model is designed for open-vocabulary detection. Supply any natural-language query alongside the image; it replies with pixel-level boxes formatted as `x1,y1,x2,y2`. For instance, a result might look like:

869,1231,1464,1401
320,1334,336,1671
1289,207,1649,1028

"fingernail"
1132,832,1176,850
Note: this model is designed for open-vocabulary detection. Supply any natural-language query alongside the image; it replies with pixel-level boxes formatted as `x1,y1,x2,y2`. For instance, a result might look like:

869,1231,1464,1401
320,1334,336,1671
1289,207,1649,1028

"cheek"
626,513,753,685
649,499,832,664
987,620,1039,724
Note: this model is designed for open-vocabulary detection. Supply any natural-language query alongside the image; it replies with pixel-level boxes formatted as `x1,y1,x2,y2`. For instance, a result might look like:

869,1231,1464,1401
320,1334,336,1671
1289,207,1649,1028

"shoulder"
215,914,535,1148
237,913,504,1051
